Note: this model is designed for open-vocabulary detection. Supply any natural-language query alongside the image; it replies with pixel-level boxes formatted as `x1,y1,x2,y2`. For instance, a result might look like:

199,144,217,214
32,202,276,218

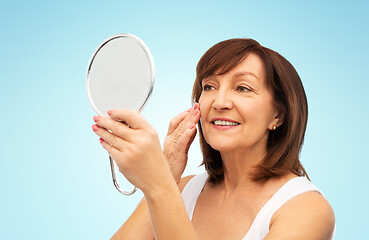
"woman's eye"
203,84,215,91
236,86,250,92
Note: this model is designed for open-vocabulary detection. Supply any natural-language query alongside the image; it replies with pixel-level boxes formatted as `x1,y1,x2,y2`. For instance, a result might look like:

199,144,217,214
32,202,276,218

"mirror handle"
109,155,138,195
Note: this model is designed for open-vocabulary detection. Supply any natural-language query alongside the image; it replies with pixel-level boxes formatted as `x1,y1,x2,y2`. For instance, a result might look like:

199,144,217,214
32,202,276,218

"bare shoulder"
178,175,196,192
265,191,335,240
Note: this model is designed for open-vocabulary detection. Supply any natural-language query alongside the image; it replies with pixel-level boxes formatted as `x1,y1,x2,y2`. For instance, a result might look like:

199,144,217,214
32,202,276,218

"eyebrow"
233,71,259,80
203,71,259,84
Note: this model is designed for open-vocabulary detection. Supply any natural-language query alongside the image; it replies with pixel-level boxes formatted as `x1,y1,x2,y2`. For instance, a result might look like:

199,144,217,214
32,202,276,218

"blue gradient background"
1,1,368,239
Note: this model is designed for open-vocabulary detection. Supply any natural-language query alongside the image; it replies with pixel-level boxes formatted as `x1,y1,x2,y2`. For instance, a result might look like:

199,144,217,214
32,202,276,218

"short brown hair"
192,38,309,183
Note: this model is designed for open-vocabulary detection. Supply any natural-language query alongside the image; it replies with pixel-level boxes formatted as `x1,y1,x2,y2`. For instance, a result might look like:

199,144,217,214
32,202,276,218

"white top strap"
181,172,208,220
244,177,321,239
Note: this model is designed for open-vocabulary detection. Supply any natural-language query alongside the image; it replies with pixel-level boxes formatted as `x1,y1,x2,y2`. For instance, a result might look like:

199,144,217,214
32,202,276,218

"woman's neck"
219,143,267,193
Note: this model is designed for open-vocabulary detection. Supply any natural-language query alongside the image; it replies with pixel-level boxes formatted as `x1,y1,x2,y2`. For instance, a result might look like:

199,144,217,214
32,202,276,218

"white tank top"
181,172,335,239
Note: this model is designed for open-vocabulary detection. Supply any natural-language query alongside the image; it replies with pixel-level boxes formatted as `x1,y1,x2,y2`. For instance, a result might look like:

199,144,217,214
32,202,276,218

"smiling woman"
192,38,309,183
94,38,335,240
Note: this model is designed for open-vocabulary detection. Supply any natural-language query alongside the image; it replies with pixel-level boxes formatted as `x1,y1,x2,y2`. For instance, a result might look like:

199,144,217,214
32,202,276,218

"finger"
185,126,197,153
175,123,197,154
92,124,127,151
100,138,125,166
167,110,191,135
168,103,200,136
94,115,134,141
107,109,148,129
172,103,200,137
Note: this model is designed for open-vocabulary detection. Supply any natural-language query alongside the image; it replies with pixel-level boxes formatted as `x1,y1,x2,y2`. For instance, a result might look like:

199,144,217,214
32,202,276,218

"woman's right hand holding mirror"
163,103,201,184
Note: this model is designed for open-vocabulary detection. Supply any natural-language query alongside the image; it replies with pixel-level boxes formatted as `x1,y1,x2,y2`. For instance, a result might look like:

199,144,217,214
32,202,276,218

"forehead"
205,53,266,84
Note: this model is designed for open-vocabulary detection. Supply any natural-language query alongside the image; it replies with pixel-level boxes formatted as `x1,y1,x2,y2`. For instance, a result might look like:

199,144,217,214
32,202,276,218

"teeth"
213,120,239,126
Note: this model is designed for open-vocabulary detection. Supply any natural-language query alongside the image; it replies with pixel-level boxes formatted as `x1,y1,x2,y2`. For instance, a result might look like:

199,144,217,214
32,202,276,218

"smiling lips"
211,118,240,130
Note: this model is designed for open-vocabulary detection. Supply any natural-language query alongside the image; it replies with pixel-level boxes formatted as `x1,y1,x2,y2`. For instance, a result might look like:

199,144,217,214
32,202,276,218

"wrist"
143,174,179,202
141,152,182,199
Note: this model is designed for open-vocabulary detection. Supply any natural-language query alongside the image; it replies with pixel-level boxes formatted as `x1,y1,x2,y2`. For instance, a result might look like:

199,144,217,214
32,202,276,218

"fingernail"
93,116,101,122
193,103,198,110
107,110,113,115
189,123,195,129
187,108,192,112
99,138,104,143
193,110,199,116
92,124,99,131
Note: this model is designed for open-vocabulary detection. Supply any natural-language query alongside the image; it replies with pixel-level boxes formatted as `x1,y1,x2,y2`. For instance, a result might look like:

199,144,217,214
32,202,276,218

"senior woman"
92,38,335,239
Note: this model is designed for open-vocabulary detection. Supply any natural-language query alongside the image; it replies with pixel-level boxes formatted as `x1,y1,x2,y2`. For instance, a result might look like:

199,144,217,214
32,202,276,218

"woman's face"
199,53,281,153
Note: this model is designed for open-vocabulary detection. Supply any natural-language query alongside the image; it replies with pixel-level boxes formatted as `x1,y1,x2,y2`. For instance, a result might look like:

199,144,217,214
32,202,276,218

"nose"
212,90,233,111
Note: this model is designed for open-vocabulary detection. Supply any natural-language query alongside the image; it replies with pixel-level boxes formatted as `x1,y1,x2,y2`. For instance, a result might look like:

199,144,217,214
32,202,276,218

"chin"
206,138,241,153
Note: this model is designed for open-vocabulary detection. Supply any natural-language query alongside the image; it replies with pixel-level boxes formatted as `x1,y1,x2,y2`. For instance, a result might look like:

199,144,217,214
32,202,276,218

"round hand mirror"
86,33,155,195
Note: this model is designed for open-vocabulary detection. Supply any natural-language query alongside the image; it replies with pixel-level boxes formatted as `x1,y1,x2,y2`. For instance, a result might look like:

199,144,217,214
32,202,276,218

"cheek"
244,100,276,125
198,94,211,135
198,93,205,105
198,94,210,115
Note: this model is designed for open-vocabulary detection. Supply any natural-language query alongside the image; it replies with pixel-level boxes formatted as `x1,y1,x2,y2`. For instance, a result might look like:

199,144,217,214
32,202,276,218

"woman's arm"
144,177,197,240
264,191,335,240
102,106,200,240
110,176,195,240
110,197,153,240
93,109,200,239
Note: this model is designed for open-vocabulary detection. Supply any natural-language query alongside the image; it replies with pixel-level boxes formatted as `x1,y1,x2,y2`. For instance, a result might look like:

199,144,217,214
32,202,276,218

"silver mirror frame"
86,33,155,195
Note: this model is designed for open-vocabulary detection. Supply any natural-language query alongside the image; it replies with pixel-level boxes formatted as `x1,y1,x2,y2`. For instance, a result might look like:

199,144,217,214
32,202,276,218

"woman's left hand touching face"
92,109,174,195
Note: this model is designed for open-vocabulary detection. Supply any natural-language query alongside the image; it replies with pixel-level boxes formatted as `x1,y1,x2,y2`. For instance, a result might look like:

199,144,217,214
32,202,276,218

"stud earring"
273,125,277,130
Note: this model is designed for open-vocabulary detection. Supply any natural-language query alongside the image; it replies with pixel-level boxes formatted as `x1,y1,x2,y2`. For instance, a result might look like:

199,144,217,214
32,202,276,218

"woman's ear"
269,105,285,130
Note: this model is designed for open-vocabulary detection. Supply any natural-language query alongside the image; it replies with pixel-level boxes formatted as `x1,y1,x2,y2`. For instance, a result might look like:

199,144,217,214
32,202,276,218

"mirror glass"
86,33,155,195
87,33,155,116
